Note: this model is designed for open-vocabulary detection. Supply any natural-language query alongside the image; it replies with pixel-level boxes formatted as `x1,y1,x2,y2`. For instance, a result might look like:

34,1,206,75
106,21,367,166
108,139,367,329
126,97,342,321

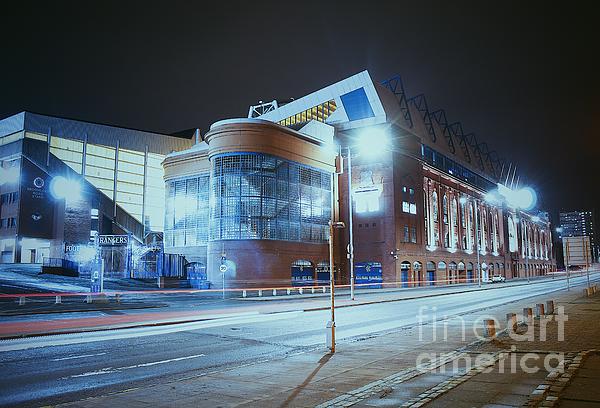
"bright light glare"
531,215,540,222
484,191,500,204
0,166,20,186
356,127,389,158
511,187,536,210
498,183,537,210
459,196,468,205
50,176,82,201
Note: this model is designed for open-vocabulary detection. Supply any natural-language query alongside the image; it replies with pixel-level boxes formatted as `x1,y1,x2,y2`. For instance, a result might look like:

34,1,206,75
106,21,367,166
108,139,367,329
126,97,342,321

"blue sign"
355,262,383,288
292,265,314,286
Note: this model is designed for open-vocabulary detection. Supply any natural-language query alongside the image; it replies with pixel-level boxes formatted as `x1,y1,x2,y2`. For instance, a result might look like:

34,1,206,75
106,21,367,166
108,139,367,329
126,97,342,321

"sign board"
18,158,54,238
563,236,591,266
98,235,129,246
219,264,228,273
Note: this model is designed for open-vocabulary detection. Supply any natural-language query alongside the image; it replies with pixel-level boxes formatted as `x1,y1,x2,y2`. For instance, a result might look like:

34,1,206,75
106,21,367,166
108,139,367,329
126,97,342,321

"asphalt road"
0,273,597,407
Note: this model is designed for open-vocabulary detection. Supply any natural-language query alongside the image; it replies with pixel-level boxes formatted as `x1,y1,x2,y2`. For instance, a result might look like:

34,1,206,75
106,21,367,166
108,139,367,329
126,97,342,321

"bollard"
272,289,277,296
506,313,517,332
55,295,62,304
299,288,303,295
483,319,497,338
258,289,262,297
583,288,591,297
115,293,121,304
287,288,291,295
85,294,92,303
593,285,598,294
322,287,326,293
242,290,247,298
311,287,315,294
546,300,555,315
18,297,26,306
523,307,533,323
535,303,545,318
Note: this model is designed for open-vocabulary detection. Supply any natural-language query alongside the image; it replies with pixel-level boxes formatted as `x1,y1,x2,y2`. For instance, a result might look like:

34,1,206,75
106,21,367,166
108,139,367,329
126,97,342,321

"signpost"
220,253,227,300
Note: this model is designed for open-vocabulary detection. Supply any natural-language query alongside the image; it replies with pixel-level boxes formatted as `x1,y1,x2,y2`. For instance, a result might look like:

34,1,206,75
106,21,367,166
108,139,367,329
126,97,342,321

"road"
0,273,597,407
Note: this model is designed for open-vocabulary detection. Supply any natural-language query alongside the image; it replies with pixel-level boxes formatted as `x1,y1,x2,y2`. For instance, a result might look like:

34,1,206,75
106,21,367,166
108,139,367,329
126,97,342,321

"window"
402,201,410,213
340,87,375,121
164,174,210,248
209,153,331,243
278,100,337,126
410,226,417,243
409,203,417,215
404,225,409,242
443,195,448,224
432,191,438,222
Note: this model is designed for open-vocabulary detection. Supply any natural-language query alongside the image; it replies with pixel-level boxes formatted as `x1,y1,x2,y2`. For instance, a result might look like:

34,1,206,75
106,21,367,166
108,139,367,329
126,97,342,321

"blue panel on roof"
340,87,375,121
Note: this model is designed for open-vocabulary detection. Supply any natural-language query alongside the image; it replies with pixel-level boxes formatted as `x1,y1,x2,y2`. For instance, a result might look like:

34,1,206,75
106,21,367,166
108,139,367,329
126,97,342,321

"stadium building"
0,112,193,274
163,70,556,288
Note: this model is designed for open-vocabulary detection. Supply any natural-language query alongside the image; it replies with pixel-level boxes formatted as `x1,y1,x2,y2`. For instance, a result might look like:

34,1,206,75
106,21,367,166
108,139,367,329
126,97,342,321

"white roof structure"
252,70,402,132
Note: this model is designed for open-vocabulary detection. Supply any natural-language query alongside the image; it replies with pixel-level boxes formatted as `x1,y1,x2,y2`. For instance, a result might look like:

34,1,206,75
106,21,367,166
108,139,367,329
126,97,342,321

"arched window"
432,190,439,222
508,216,517,252
431,190,439,246
468,203,474,251
451,198,458,248
424,187,429,246
443,194,450,247
480,207,487,251
492,211,499,253
443,195,449,225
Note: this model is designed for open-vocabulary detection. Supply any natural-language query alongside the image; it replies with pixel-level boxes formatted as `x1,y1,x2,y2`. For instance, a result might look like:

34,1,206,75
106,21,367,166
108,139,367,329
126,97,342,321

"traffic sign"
219,264,228,273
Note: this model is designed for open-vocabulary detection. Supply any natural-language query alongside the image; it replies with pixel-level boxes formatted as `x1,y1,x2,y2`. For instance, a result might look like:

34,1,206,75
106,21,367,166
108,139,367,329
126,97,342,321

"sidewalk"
55,283,600,407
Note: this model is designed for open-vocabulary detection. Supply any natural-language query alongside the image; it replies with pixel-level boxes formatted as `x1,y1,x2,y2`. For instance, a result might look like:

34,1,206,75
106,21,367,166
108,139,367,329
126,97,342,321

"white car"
491,275,506,283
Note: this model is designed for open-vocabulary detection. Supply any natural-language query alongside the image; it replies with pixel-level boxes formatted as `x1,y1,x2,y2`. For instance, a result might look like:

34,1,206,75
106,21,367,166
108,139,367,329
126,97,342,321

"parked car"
491,275,506,283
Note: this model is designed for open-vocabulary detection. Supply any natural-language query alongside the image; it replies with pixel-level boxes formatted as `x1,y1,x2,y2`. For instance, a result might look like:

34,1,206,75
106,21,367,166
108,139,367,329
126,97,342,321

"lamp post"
347,146,355,301
343,126,390,300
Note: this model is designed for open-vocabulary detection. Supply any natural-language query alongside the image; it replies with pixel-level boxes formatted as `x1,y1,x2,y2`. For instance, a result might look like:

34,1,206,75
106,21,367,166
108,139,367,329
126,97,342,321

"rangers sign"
98,235,129,246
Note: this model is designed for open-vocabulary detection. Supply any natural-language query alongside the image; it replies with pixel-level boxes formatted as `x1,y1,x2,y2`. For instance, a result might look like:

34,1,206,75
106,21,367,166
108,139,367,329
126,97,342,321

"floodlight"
50,176,82,201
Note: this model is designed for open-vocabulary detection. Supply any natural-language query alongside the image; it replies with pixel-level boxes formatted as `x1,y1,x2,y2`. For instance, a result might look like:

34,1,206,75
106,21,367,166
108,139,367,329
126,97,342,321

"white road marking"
66,354,206,378
51,352,107,361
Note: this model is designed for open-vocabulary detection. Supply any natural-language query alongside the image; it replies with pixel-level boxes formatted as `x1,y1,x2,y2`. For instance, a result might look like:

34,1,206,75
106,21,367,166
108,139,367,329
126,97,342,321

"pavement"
1,273,598,407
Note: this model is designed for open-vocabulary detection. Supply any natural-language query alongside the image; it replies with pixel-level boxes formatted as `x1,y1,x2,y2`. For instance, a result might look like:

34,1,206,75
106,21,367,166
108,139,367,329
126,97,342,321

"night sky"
3,1,598,223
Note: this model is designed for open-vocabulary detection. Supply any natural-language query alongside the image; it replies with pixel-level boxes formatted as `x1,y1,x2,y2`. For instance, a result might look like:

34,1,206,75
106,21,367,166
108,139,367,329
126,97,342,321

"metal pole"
474,199,481,287
585,239,590,288
347,147,355,301
565,240,570,291
328,171,336,353
524,214,530,284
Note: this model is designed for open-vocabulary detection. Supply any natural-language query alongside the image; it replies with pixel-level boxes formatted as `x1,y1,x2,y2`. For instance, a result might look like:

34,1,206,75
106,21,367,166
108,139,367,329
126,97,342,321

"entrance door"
30,249,36,263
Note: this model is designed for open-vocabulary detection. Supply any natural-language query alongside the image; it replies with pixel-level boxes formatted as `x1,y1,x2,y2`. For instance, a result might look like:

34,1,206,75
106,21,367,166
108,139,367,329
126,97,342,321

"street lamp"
499,185,537,284
50,176,82,201
345,126,390,301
